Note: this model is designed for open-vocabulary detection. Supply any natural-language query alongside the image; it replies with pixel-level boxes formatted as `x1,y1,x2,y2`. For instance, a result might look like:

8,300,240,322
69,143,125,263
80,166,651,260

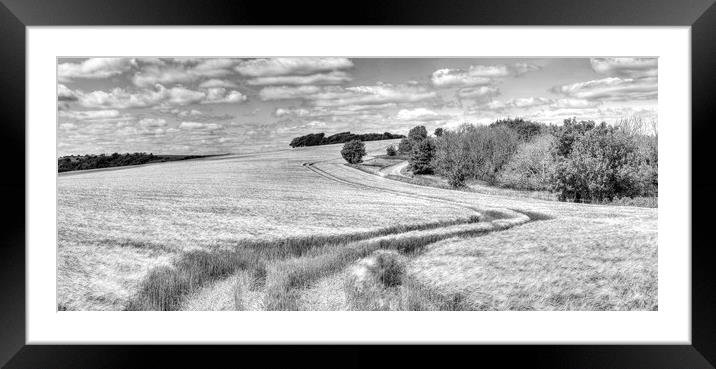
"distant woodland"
58,152,219,173
289,131,405,148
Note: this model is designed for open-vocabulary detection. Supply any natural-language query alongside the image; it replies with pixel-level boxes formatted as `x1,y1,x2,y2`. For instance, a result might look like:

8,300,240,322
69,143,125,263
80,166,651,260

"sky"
57,57,657,156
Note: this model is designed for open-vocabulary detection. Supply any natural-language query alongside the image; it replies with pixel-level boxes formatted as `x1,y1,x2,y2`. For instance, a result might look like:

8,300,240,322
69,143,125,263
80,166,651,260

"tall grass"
126,249,263,311
262,220,501,310
127,216,483,311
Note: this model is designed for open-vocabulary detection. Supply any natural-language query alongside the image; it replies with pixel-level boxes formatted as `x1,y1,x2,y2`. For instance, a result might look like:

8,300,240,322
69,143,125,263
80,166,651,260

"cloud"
471,96,602,114
199,79,238,88
396,108,453,122
261,83,437,108
59,123,77,130
477,97,552,112
246,71,351,86
524,105,657,125
551,77,657,101
457,86,500,101
57,84,78,101
178,122,223,130
505,97,552,108
58,58,137,81
550,98,601,109
431,63,540,88
59,109,122,121
590,58,657,78
175,109,203,117
131,58,239,87
431,69,491,88
67,84,247,109
259,85,323,100
138,118,167,128
235,57,354,77
275,107,311,117
202,88,247,104
274,103,397,120
161,108,234,122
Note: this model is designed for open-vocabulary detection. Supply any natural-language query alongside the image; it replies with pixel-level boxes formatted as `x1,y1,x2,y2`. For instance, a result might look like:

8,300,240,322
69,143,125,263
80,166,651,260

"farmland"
57,140,657,311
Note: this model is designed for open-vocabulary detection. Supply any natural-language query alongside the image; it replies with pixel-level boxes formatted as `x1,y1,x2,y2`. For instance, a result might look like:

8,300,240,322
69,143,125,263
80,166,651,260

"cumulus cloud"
58,109,122,121
199,79,238,88
173,109,203,117
235,57,353,77
551,77,657,101
478,97,552,112
178,122,223,130
261,83,437,108
160,108,234,122
58,58,137,82
457,86,500,101
396,108,453,122
550,98,601,109
275,107,311,118
431,69,491,88
131,58,239,87
259,85,323,100
590,58,657,78
431,63,540,88
202,88,247,104
274,103,397,120
57,84,79,101
246,71,351,86
138,118,167,128
66,84,247,109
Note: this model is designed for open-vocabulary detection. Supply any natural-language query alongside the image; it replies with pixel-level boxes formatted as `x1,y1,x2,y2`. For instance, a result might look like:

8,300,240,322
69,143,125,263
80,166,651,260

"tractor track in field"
302,160,539,225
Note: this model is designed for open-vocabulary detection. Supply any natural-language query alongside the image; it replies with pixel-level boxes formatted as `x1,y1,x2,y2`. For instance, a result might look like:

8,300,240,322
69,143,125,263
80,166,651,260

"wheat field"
57,140,657,311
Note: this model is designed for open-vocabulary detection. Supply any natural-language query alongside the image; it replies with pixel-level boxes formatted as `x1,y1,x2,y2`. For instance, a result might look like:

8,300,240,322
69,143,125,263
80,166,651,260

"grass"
407,217,657,310
57,141,474,310
606,196,658,208
127,215,484,311
260,214,529,310
59,140,657,311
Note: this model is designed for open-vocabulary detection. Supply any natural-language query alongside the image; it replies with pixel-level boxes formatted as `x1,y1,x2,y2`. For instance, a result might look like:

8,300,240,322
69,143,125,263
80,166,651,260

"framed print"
2,0,716,367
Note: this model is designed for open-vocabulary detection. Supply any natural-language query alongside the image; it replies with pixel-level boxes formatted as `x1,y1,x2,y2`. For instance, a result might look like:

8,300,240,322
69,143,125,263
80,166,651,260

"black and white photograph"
56,57,658,312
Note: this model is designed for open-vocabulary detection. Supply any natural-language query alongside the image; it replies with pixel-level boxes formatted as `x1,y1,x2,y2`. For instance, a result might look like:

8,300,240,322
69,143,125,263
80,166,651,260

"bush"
409,137,436,174
550,123,643,202
434,127,444,137
386,145,397,156
398,138,412,154
498,134,554,190
432,124,519,184
341,140,366,164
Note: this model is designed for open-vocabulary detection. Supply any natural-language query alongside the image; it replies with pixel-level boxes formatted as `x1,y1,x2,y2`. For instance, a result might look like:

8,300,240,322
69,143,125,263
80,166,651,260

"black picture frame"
1,0,714,367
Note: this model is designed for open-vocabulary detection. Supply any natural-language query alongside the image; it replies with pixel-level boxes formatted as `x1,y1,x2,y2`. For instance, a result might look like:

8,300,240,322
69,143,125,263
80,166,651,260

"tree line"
58,152,212,172
378,117,657,204
289,131,405,148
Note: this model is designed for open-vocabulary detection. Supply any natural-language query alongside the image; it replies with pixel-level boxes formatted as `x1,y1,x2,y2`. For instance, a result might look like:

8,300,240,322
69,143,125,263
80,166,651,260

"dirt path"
378,160,410,178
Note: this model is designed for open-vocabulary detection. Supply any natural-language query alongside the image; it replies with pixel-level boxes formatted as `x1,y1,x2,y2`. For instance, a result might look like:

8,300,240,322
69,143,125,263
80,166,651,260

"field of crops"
57,140,657,311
